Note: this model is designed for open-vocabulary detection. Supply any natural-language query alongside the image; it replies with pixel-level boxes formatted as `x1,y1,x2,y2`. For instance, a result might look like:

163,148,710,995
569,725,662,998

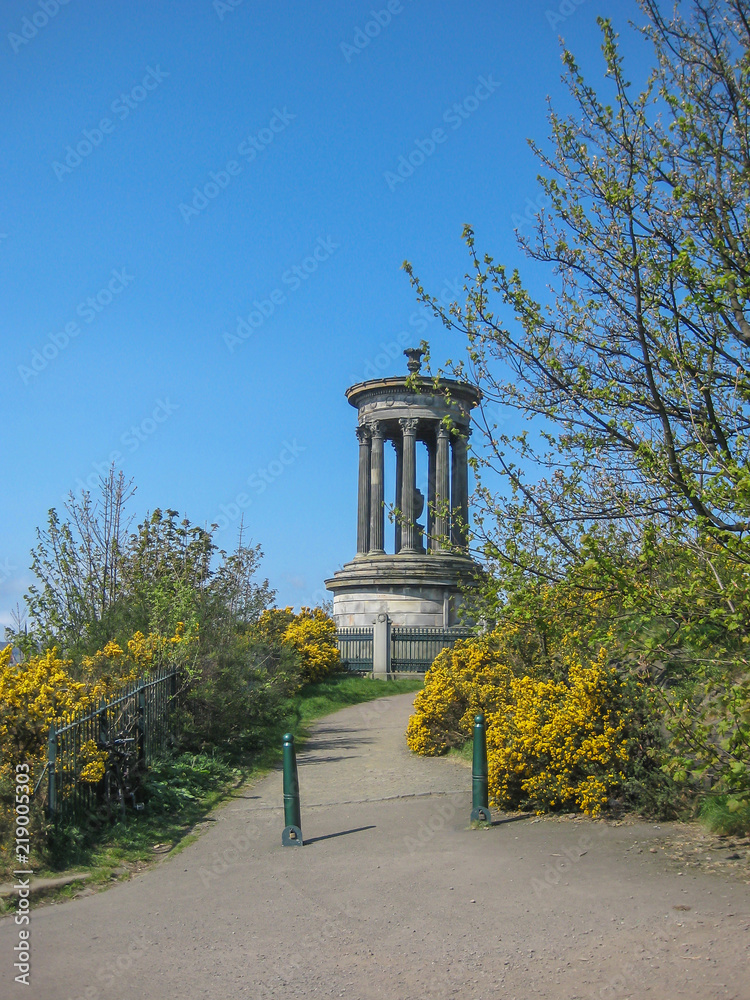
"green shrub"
700,794,750,837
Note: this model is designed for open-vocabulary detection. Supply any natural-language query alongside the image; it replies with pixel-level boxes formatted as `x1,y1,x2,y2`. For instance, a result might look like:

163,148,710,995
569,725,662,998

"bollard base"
470,806,491,825
282,824,303,846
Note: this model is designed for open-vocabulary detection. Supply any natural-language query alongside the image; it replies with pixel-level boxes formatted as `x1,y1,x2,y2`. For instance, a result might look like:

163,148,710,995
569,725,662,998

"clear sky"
1,0,650,630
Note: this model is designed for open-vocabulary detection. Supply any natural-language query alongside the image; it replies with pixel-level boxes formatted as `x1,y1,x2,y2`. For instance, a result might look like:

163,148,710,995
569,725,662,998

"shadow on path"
303,825,376,845
300,735,375,752
296,754,360,766
490,814,532,827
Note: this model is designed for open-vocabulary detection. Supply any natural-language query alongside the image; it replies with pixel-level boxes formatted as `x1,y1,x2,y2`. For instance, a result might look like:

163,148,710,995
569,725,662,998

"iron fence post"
47,724,57,820
97,699,107,744
137,682,146,766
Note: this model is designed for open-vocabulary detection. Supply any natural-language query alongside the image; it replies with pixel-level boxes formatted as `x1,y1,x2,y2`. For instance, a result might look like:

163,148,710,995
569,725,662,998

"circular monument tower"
325,348,481,626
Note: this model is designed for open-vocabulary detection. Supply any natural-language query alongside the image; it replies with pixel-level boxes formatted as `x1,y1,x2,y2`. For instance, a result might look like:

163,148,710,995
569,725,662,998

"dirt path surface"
3,692,749,1000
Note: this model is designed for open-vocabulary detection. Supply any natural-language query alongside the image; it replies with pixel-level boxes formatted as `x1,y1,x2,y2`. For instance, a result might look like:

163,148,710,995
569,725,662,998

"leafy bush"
0,625,194,847
279,607,340,682
407,635,632,815
0,644,89,770
178,633,302,754
484,650,629,816
257,606,340,682
700,794,750,838
405,637,512,755
661,668,750,829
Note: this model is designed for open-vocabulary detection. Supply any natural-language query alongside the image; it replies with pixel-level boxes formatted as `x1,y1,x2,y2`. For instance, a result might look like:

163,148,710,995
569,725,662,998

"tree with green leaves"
10,469,274,655
407,0,750,590
404,0,750,825
22,468,135,652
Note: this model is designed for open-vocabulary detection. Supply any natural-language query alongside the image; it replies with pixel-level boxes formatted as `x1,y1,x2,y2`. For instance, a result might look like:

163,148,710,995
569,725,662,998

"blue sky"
1,0,649,630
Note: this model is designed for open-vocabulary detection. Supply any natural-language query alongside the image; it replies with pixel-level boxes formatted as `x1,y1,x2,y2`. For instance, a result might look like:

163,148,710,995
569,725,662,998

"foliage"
22,469,135,654
0,619,195,875
403,0,750,830
1,462,357,871
407,633,631,816
257,606,340,682
9,473,273,658
662,665,750,817
178,633,303,754
255,606,296,645
406,2,750,583
484,651,629,816
700,793,750,837
0,623,194,782
0,644,88,773
78,623,197,690
406,637,514,755
280,606,341,682
405,583,620,754
77,740,107,784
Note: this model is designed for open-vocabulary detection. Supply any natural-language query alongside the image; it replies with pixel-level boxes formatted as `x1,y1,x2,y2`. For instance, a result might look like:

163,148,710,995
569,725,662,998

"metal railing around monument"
335,624,474,674
335,627,374,673
390,625,474,672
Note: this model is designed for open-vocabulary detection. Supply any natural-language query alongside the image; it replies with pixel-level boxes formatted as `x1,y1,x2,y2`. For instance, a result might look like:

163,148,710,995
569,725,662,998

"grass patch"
700,794,750,837
446,741,473,765
9,674,422,886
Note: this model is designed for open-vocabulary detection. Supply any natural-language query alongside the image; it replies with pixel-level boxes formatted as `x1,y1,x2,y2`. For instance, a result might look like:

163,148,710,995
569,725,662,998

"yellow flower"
407,631,629,816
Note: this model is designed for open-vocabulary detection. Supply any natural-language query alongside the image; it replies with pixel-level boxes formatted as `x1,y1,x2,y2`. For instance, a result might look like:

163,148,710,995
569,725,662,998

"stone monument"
325,348,481,626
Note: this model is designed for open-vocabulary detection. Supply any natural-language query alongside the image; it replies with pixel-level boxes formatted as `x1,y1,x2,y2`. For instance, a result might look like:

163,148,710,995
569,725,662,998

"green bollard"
470,714,491,825
282,733,303,846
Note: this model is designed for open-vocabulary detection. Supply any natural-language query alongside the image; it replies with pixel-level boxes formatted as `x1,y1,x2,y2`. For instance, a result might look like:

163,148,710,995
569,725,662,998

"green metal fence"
336,624,474,674
43,666,178,822
391,626,474,672
336,627,374,673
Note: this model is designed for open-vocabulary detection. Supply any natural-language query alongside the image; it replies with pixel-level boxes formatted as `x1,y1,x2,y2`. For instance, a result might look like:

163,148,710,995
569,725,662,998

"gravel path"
2,692,749,999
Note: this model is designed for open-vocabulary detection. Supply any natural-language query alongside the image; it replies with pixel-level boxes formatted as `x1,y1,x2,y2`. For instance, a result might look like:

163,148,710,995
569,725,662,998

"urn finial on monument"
325,343,481,627
404,347,425,374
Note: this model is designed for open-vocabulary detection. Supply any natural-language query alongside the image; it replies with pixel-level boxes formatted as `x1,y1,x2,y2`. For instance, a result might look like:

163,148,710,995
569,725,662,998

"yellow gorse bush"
281,607,340,682
79,622,197,698
256,607,296,645
78,739,107,784
0,624,193,784
0,644,89,780
406,637,513,755
485,647,629,815
257,606,340,682
407,631,630,816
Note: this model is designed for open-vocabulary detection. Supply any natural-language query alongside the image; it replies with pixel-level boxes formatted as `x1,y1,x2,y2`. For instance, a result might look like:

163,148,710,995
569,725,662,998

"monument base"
325,552,478,627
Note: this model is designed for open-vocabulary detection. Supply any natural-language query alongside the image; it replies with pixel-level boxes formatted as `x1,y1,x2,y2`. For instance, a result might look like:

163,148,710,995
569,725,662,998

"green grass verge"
446,741,473,765
699,793,750,837
1,674,422,893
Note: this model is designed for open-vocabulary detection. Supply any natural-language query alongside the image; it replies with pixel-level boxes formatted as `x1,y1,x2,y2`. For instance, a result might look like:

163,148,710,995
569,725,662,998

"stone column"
368,421,385,554
399,417,419,552
393,438,403,554
434,424,450,549
427,433,436,549
355,425,371,556
450,428,470,548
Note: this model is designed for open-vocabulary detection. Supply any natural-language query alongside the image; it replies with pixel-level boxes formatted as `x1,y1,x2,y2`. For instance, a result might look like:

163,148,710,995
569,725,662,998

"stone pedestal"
326,552,478,626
